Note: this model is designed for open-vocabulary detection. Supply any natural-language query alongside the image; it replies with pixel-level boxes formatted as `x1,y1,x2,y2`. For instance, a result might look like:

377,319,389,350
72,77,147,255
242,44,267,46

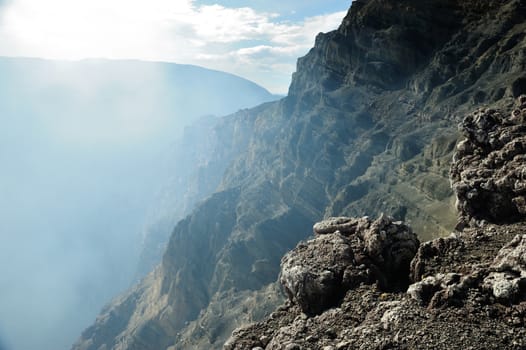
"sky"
0,0,351,93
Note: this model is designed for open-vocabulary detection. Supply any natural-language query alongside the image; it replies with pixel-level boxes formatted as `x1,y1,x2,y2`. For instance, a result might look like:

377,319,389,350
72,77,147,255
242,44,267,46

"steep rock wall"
73,1,526,349
225,97,526,350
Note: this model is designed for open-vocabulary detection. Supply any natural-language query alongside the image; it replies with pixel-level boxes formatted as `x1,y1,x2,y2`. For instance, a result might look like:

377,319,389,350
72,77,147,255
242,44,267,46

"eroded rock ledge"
224,99,526,350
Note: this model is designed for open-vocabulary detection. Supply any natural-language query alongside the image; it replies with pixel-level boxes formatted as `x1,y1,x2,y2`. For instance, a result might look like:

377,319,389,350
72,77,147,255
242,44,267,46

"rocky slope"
135,105,272,277
224,96,526,350
225,224,526,349
72,0,526,349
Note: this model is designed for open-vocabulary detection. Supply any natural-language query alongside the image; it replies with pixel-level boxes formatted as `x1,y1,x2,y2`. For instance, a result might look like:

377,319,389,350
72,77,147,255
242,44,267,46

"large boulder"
280,233,357,316
280,215,419,315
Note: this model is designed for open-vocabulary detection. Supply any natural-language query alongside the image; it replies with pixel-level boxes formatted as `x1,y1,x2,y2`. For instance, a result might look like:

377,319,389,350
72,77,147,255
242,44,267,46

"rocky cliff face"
451,96,526,227
135,105,271,277
72,0,526,349
224,96,526,350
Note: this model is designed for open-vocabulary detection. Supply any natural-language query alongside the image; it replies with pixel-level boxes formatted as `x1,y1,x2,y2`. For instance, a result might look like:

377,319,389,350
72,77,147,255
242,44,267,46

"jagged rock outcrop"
225,224,526,349
73,0,526,349
224,102,526,350
280,233,357,316
407,98,526,311
280,215,418,316
407,224,526,312
484,234,526,301
409,220,526,309
451,96,526,228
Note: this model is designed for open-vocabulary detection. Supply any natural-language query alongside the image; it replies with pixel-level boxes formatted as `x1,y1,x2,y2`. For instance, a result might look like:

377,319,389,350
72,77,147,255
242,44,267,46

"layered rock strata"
73,0,526,348
224,100,526,350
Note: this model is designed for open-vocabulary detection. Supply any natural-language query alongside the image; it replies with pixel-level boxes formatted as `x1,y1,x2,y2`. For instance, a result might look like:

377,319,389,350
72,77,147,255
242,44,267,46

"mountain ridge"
72,0,526,349
224,95,526,349
0,55,278,350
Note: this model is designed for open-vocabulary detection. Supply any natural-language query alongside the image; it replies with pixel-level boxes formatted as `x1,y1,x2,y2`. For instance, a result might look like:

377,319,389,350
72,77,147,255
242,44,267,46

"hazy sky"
0,0,351,93
0,57,281,350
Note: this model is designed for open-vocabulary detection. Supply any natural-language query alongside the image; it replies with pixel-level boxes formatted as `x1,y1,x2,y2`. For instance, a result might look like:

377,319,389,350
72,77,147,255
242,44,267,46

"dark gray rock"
451,96,526,227
357,214,419,289
226,223,526,350
408,233,526,308
280,233,356,316
312,216,369,235
75,0,526,348
280,215,418,315
410,235,465,282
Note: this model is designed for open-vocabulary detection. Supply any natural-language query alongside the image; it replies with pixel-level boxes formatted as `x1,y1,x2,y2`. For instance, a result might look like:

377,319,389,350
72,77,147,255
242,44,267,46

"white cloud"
0,0,346,93
182,5,281,43
272,11,346,46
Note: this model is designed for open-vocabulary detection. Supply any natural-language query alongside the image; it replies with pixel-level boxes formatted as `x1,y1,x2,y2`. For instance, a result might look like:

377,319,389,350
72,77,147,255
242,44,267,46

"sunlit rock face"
73,0,526,349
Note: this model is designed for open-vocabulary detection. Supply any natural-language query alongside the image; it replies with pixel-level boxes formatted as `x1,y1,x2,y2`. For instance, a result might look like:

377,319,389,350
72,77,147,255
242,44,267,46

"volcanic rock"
280,233,356,316
225,224,526,350
451,96,526,227
73,0,526,348
483,234,526,302
281,215,418,315
224,100,526,349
